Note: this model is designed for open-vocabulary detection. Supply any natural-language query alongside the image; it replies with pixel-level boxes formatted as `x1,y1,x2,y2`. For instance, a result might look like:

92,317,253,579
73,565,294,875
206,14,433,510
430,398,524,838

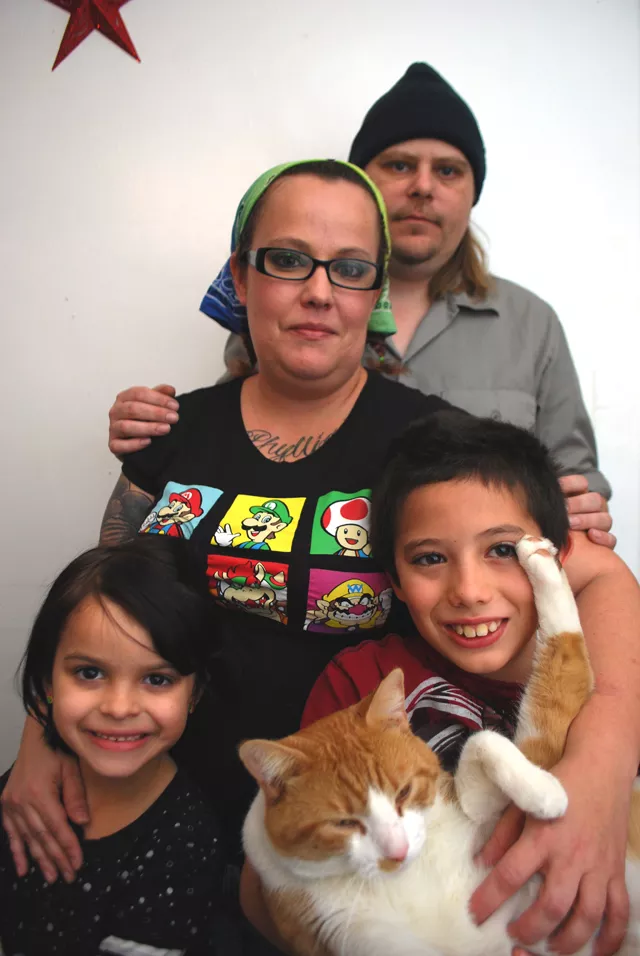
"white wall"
1,0,638,767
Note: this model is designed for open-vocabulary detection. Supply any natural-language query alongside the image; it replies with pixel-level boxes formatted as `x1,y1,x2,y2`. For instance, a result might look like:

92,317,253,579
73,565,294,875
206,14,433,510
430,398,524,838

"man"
108,62,613,540
347,64,609,497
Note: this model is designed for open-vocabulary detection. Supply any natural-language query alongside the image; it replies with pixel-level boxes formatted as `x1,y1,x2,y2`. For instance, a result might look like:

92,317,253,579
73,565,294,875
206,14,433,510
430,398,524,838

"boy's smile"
443,617,508,649
393,478,544,682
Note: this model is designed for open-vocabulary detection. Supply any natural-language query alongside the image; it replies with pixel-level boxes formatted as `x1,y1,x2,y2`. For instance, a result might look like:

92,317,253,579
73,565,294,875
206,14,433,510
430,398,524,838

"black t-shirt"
0,769,223,955
122,373,450,836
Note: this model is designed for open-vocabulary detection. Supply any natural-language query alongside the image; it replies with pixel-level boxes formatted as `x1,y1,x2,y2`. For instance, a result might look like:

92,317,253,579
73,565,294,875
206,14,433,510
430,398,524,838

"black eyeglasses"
247,248,383,291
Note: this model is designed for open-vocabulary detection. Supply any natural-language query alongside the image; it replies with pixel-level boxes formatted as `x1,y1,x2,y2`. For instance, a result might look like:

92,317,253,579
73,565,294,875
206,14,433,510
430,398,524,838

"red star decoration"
46,0,140,70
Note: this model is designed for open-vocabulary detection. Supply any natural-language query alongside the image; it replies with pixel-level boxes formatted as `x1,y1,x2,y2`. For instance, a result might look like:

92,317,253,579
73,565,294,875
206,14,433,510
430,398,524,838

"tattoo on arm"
246,429,335,463
100,474,154,545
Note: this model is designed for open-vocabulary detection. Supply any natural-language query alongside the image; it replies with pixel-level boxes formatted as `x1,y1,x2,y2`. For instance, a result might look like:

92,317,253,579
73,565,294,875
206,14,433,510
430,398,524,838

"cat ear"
365,668,409,729
239,739,309,798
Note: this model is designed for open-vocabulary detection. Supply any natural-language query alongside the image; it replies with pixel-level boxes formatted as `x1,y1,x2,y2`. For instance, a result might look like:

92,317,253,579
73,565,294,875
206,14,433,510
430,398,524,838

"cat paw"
521,769,569,821
516,535,559,586
529,771,569,820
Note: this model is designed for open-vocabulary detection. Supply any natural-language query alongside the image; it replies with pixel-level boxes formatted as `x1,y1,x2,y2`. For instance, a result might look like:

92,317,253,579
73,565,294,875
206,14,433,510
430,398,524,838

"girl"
0,536,223,956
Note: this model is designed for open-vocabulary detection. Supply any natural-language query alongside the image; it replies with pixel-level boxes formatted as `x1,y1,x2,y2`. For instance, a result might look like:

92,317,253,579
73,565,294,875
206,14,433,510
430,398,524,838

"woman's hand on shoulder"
470,752,631,955
559,475,615,548
108,384,179,457
1,718,88,883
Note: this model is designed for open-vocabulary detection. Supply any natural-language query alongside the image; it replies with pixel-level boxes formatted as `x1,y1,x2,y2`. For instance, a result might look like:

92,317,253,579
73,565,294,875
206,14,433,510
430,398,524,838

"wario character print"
206,554,288,623
311,489,373,557
212,495,304,552
140,482,222,540
304,569,392,633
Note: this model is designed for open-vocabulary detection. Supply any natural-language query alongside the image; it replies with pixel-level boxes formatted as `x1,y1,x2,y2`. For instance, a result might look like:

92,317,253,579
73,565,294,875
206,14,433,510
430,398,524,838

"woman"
3,160,639,956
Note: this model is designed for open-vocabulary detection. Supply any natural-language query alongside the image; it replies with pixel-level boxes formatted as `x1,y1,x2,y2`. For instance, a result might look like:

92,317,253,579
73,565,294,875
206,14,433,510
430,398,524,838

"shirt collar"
449,279,500,316
405,633,523,700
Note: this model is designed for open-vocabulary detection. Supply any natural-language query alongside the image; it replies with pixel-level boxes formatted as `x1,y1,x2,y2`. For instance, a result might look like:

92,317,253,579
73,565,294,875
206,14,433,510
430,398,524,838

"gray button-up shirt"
221,275,610,498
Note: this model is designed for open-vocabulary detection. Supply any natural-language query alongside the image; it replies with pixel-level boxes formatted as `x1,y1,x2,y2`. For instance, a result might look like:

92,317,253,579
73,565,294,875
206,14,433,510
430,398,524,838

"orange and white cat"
240,536,640,956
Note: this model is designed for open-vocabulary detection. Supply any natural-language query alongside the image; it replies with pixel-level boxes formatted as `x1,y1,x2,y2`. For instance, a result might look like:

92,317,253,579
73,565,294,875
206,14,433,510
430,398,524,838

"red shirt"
301,633,523,771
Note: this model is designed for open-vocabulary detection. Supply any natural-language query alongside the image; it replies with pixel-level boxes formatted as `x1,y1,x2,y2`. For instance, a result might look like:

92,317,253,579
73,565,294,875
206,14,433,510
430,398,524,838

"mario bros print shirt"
122,373,451,643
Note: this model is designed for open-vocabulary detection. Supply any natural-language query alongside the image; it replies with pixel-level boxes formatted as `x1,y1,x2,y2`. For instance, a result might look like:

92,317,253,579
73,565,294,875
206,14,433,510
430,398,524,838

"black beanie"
349,63,486,203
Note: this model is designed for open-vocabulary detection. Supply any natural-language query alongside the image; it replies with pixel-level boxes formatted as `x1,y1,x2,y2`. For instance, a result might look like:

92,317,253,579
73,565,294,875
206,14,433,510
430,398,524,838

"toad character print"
311,490,372,557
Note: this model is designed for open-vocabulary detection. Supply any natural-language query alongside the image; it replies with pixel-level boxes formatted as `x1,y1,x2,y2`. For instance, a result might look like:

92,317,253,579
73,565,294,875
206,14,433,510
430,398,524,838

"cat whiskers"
337,875,368,956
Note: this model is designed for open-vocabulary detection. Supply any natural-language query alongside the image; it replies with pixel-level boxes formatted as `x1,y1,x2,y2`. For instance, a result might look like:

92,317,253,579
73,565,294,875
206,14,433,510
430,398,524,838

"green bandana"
231,160,396,336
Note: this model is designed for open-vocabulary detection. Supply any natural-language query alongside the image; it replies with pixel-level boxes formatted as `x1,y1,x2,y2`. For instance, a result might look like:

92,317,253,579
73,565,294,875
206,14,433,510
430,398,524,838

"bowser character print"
206,554,288,623
140,483,222,540
304,570,393,633
311,489,373,557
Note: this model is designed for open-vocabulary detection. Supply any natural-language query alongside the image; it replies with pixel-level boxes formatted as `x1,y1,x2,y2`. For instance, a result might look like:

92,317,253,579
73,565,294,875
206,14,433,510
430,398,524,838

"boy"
241,411,638,953
301,409,573,768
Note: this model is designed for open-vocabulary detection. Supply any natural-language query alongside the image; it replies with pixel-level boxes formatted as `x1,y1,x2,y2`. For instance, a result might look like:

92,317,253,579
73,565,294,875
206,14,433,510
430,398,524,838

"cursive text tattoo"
247,429,335,463
100,474,155,545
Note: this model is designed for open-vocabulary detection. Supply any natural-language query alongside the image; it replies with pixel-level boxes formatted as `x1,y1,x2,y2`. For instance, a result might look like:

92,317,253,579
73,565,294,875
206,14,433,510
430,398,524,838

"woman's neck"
80,754,176,840
241,367,367,464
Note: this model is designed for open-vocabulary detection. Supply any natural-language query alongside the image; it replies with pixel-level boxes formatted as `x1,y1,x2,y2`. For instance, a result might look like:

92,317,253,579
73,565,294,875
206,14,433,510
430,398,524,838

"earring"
46,694,53,705
188,703,195,714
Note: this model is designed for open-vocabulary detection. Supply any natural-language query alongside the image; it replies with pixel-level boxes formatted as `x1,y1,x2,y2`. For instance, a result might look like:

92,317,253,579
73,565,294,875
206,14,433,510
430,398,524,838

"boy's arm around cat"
240,860,333,956
472,531,640,956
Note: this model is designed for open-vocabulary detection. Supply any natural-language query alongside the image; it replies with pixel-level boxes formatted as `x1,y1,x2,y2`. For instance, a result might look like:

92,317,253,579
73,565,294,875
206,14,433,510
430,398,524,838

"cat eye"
397,783,412,802
335,818,361,829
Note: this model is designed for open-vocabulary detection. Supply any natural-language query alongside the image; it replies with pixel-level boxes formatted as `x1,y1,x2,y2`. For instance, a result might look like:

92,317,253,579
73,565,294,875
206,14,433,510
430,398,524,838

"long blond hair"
428,225,492,302
364,225,493,375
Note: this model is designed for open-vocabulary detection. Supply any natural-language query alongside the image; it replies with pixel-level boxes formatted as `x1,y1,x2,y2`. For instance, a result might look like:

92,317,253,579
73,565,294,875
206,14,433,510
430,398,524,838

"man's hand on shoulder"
559,475,615,549
109,384,180,458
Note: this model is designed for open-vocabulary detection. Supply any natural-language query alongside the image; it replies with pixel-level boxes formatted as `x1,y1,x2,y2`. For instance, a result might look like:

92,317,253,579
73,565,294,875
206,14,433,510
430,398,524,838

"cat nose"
385,843,408,863
381,831,409,862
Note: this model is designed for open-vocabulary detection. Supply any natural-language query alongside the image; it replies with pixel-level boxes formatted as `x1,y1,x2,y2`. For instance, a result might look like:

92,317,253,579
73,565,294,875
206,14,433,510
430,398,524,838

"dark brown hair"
234,159,389,266
371,410,569,582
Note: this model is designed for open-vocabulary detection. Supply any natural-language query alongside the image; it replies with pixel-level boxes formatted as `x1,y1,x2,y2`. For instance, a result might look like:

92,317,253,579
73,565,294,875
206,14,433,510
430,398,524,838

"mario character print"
304,569,392,633
212,494,305,552
206,554,288,624
139,482,222,540
310,489,373,557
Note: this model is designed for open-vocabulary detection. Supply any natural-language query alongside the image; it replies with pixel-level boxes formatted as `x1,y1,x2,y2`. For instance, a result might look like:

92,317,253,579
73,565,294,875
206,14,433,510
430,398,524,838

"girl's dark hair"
371,409,570,581
21,536,215,751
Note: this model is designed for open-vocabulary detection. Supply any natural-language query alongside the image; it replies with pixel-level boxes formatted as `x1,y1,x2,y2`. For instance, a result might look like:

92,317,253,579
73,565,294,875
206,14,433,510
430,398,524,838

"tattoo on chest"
247,429,335,463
